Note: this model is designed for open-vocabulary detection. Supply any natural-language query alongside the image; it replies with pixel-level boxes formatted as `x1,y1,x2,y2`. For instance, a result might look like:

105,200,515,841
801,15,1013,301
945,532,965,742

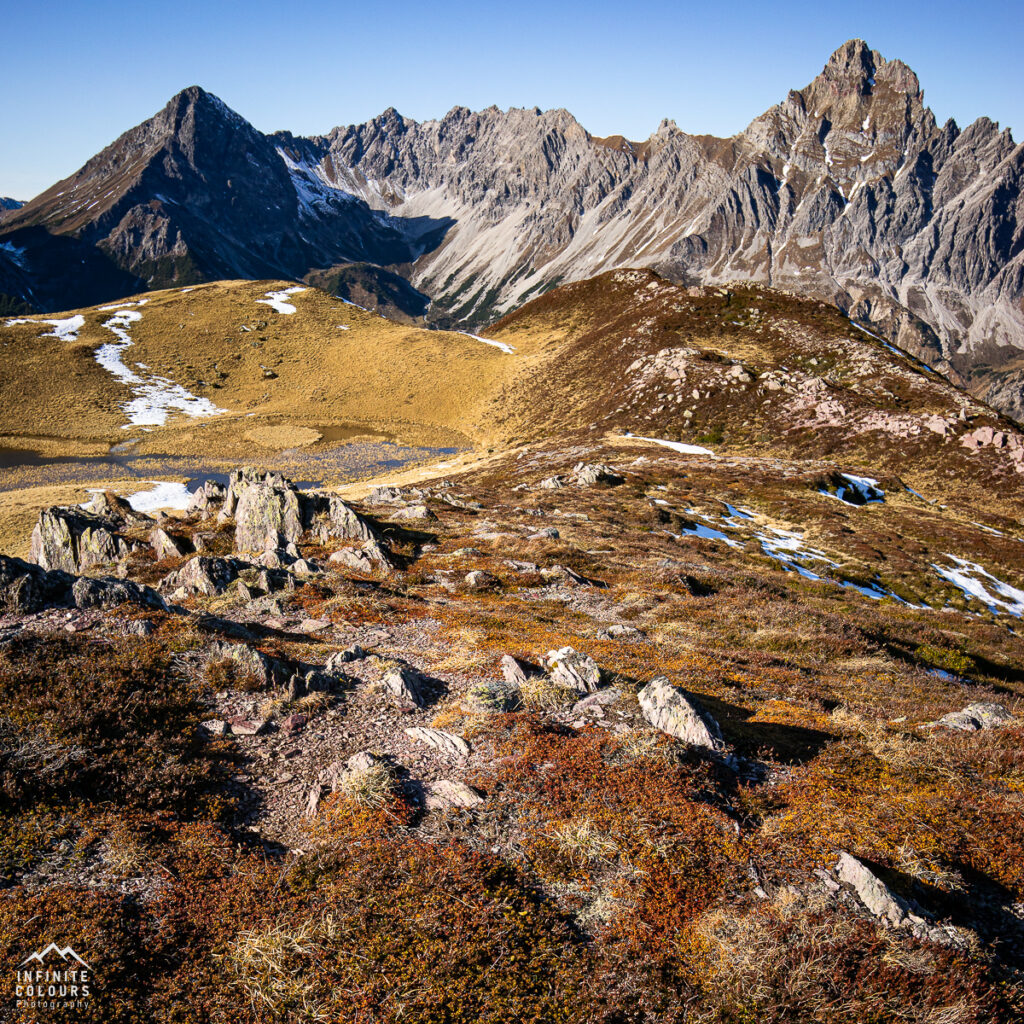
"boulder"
318,495,379,543
71,577,165,611
598,623,643,640
286,668,333,700
544,647,602,693
930,703,1013,732
0,555,72,613
186,480,226,516
366,486,404,504
209,642,289,690
501,653,536,687
390,505,436,521
84,490,148,524
538,475,566,489
638,676,721,749
329,547,374,573
150,527,187,561
405,726,471,758
161,556,242,596
329,538,394,573
571,462,625,487
541,564,594,587
325,646,367,673
227,716,268,737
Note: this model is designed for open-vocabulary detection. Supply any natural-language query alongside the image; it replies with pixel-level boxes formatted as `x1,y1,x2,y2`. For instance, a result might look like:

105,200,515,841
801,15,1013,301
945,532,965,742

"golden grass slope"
0,280,541,457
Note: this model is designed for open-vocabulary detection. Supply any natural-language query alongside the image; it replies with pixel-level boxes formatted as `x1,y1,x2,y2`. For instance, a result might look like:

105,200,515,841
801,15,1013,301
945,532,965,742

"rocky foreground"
1,446,1023,1022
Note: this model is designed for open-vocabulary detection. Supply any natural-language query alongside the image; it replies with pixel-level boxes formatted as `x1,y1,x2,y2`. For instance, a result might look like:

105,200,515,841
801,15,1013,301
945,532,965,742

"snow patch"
624,434,713,455
257,286,307,315
6,315,86,341
821,473,885,506
455,331,515,354
99,299,149,311
933,557,1024,617
123,481,194,513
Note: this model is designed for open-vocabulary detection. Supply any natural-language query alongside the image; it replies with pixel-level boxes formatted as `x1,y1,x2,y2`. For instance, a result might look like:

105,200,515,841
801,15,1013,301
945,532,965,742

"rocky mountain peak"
822,39,882,89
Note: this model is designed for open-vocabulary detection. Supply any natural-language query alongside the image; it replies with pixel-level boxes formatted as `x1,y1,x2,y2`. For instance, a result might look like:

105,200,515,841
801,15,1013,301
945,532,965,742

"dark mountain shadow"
0,225,144,311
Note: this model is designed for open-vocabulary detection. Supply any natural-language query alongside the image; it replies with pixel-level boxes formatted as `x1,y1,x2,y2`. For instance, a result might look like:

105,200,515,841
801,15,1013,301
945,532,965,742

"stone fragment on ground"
544,647,602,693
405,726,470,758
424,779,484,810
383,665,428,706
464,569,499,590
638,676,721,749
835,852,973,948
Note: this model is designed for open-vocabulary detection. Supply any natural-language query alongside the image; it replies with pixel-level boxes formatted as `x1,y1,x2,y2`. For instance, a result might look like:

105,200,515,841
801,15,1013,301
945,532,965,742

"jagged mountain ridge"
2,40,1022,417
0,89,444,312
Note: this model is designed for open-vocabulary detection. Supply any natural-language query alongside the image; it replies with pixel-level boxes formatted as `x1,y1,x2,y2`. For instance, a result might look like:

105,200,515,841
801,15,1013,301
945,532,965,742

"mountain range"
1,39,1022,417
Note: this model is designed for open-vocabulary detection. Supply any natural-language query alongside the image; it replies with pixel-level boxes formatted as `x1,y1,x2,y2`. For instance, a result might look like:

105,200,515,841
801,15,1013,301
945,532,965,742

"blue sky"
1,0,1020,200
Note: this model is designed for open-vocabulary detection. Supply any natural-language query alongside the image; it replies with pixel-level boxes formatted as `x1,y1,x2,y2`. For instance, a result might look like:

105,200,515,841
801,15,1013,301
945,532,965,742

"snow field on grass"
97,309,224,427
932,557,1024,617
455,331,515,354
6,315,86,341
257,286,307,314
665,503,909,603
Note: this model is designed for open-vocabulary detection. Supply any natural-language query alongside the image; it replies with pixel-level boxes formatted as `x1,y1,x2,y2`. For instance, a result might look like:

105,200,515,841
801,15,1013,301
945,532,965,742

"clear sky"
1,0,1020,200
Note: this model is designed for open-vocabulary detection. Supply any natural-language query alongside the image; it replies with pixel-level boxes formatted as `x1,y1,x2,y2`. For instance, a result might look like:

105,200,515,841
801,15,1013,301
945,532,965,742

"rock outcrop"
226,469,381,555
29,506,133,574
0,554,161,613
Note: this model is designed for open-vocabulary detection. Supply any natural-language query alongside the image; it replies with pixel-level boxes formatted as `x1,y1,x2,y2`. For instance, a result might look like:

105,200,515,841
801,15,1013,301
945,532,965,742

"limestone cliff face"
310,41,1022,413
2,41,1022,416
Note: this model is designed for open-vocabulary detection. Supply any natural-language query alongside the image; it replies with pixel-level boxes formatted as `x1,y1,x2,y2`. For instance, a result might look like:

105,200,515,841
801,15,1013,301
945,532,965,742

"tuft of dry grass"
337,762,395,808
224,916,343,1021
548,818,621,866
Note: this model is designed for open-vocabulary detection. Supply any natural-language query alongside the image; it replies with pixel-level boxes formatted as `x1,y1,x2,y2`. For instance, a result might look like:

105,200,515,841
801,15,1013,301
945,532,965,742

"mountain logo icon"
19,944,91,970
